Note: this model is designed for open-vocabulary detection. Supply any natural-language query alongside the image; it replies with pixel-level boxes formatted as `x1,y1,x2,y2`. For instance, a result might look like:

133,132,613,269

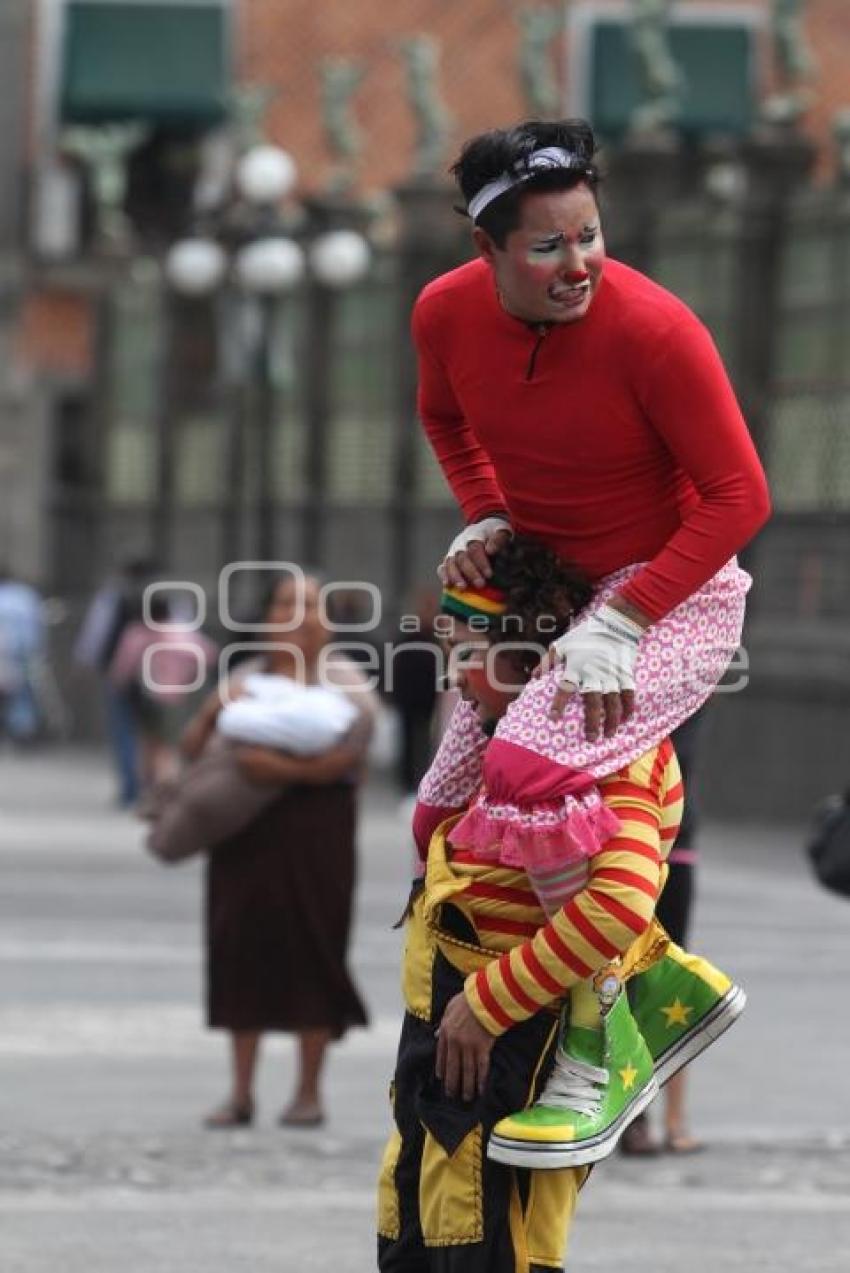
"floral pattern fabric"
419,558,750,871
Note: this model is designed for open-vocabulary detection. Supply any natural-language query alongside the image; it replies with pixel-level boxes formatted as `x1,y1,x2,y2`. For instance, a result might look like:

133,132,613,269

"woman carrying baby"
181,569,377,1128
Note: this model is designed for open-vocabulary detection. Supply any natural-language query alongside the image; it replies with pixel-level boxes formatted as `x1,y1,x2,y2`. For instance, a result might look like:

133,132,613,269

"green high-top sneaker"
630,942,746,1087
487,990,658,1170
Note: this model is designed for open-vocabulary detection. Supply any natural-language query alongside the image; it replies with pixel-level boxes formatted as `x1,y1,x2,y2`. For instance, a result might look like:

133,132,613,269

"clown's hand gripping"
438,516,513,589
543,603,644,738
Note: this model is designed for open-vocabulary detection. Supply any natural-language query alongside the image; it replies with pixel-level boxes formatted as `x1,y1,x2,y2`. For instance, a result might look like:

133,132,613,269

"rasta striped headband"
440,582,508,626
467,145,591,223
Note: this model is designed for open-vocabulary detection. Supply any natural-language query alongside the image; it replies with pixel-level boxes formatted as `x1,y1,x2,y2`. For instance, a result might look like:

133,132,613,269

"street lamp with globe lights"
164,238,228,297
233,237,305,294
308,229,372,289
235,144,298,207
163,143,371,571
299,225,376,564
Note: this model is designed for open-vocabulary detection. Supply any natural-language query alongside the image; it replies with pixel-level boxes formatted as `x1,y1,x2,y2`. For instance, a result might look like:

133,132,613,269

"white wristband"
549,603,643,695
446,517,513,559
588,605,643,646
439,517,514,584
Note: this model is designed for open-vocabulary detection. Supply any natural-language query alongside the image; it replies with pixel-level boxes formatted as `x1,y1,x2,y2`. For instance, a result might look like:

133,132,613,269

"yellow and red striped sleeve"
464,740,682,1035
658,741,684,861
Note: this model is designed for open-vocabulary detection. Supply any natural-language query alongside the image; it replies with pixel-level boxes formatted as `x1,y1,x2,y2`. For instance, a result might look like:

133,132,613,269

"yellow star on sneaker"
660,998,694,1029
619,1063,638,1091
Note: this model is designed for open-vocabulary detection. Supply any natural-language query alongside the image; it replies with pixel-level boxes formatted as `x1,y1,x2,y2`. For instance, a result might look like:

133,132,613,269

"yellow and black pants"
377,890,586,1272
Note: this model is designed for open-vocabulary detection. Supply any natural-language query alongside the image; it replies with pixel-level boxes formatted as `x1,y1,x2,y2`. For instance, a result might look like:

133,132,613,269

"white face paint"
476,184,606,325
525,226,600,269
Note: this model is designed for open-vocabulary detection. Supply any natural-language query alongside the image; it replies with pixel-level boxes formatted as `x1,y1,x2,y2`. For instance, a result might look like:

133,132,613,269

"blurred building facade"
239,0,850,193
0,1,35,579
1,0,849,816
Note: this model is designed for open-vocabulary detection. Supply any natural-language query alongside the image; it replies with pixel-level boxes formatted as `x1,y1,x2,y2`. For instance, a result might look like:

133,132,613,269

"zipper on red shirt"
525,324,550,381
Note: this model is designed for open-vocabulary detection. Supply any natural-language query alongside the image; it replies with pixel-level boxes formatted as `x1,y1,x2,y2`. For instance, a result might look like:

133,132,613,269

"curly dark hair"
485,535,593,662
451,119,601,248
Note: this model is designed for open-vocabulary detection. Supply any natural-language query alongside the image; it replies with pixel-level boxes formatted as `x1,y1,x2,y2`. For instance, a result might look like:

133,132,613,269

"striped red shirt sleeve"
464,742,681,1035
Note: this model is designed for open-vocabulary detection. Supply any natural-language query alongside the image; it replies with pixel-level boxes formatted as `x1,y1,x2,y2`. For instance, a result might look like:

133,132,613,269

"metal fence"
46,155,850,629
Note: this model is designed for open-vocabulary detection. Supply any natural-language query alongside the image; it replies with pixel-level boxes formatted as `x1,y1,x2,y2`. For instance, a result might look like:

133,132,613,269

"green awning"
61,1,229,125
590,18,757,139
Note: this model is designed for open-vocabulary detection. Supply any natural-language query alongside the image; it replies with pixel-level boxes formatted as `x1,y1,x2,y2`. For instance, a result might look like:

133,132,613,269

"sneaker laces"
535,1048,608,1116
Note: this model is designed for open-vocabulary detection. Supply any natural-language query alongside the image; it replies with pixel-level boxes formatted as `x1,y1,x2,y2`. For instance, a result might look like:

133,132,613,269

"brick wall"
238,0,526,198
238,0,849,200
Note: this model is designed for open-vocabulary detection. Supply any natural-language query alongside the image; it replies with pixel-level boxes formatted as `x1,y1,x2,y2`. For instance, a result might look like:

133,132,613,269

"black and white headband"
467,145,590,223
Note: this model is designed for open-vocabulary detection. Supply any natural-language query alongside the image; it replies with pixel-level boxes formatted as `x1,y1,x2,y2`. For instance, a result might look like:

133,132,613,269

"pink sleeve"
620,318,771,620
414,696,490,859
412,801,458,862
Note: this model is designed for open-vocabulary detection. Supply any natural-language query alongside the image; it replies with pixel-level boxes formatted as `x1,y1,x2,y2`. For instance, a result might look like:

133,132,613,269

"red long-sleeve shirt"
413,257,770,620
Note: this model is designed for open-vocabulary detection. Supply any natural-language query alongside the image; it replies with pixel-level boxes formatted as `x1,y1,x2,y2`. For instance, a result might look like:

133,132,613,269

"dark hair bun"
489,535,593,644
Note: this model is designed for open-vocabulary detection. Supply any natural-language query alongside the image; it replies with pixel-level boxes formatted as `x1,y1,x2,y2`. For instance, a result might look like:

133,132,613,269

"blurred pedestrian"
0,566,46,744
805,785,850,900
74,557,154,806
324,588,381,668
180,571,375,1129
387,588,440,795
108,593,217,797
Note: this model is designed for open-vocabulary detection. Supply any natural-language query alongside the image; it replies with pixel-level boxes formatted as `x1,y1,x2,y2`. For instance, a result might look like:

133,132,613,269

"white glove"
439,517,513,585
549,603,643,695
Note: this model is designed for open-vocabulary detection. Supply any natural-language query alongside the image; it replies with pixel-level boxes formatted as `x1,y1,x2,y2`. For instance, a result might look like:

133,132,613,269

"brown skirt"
205,782,368,1037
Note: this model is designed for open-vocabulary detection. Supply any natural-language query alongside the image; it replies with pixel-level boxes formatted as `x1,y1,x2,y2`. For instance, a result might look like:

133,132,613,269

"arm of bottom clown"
464,749,675,1034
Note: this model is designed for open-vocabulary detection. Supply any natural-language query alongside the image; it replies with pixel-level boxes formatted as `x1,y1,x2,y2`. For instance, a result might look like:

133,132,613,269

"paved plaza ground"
1,747,849,1272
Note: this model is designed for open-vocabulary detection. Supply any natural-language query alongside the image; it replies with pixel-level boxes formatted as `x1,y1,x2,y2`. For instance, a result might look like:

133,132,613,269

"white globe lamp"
235,237,306,294
236,145,298,206
165,238,228,296
309,229,371,289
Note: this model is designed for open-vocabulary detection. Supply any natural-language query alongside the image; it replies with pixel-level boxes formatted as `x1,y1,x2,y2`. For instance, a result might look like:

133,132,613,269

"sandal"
203,1099,254,1129
664,1130,703,1155
278,1104,324,1128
